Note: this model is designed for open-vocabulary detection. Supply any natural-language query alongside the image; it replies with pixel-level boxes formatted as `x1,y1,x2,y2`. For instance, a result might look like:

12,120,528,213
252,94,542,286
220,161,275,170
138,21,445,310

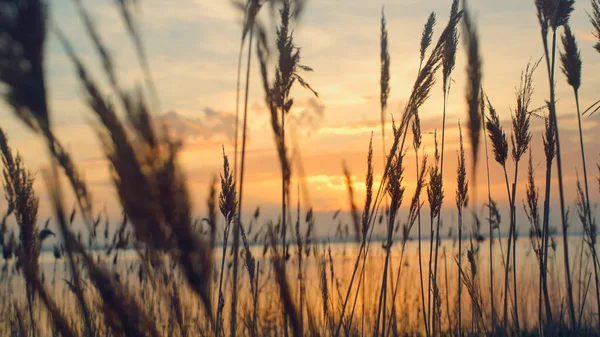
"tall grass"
535,0,578,329
559,21,600,331
0,1,598,337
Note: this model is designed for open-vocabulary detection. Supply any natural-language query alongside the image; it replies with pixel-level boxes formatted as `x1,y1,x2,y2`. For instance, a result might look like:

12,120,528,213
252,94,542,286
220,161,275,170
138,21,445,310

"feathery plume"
219,148,237,226
412,111,422,150
362,136,374,241
428,132,444,219
0,126,41,335
590,0,600,53
456,124,469,209
543,112,556,166
511,59,539,162
443,0,460,91
485,98,508,166
381,7,391,116
560,25,582,90
525,151,542,257
535,0,575,31
461,0,482,186
0,0,49,132
344,164,361,243
420,13,437,65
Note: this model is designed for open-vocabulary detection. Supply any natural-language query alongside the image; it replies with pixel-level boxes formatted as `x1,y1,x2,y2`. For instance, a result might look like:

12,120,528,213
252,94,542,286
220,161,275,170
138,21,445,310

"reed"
590,0,600,54
456,124,468,337
480,91,497,335
427,132,443,337
0,127,41,337
216,149,237,336
430,2,459,334
415,13,435,337
535,0,577,329
385,153,427,337
0,1,599,337
334,11,462,337
559,23,600,330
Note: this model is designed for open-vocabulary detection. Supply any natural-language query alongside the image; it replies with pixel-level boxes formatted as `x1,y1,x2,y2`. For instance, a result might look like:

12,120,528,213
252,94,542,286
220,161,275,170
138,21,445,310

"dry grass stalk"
0,127,41,336
414,15,432,336
590,0,600,53
508,59,538,332
535,0,577,329
375,147,405,337
343,166,361,244
456,124,468,337
319,253,330,334
307,9,454,320
560,25,581,91
524,150,546,335
427,132,443,337
540,112,556,331
0,0,93,230
216,149,237,335
363,136,374,242
560,23,600,330
255,3,317,335
231,1,265,334
2,1,600,336
485,98,509,168
456,254,487,336
420,13,437,70
461,0,482,191
377,10,390,333
268,227,303,337
575,176,600,330
385,154,427,337
45,166,160,337
380,8,391,160
54,1,218,332
1,129,97,337
414,151,430,337
443,0,460,94
430,4,459,333
480,89,498,335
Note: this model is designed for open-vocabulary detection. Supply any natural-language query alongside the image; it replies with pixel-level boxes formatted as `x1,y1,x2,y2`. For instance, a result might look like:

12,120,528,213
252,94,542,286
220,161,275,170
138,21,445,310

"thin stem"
252,261,260,337
233,38,245,184
458,208,463,337
385,243,408,337
280,56,290,337
482,102,495,335
427,214,435,336
26,284,36,337
335,108,413,337
541,149,554,330
215,224,231,337
501,164,515,333
539,23,556,336
432,209,442,337
574,89,600,330
443,250,452,336
431,86,449,337
511,163,520,332
375,203,396,337
550,28,577,330
416,152,430,337
231,26,254,337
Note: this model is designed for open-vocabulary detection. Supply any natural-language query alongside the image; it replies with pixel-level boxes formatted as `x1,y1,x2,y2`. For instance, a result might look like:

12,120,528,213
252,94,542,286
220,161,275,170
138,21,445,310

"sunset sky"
1,0,599,237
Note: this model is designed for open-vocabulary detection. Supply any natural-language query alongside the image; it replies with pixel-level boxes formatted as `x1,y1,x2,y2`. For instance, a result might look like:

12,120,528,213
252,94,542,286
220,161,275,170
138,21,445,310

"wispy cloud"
155,108,236,146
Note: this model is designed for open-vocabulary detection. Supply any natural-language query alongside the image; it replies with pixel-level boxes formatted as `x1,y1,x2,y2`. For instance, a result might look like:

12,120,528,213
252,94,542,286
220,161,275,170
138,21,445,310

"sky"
1,0,599,238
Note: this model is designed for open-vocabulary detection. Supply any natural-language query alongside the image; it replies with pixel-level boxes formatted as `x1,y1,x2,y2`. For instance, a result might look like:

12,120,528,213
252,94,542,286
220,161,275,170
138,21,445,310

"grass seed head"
560,24,582,91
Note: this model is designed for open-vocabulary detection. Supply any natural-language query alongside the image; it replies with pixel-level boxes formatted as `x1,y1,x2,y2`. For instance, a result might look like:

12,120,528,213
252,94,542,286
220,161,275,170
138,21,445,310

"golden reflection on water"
1,236,597,335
